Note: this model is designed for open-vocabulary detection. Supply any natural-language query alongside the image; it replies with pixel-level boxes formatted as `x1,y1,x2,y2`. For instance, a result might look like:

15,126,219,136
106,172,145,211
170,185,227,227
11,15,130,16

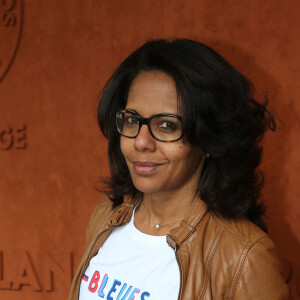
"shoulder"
201,212,277,267
198,212,288,299
89,195,114,221
189,209,269,255
211,212,268,247
214,216,289,299
85,195,114,243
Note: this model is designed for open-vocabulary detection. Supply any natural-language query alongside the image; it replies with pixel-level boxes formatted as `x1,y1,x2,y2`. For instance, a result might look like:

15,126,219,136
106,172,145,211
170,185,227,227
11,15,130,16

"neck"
141,188,197,224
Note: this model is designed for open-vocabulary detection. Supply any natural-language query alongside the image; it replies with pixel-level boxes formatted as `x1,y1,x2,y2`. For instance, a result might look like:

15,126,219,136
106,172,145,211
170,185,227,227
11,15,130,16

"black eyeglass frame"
116,110,183,142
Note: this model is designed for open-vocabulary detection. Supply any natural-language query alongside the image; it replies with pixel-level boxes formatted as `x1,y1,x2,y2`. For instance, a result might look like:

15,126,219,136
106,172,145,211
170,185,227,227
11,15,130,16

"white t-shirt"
79,208,180,300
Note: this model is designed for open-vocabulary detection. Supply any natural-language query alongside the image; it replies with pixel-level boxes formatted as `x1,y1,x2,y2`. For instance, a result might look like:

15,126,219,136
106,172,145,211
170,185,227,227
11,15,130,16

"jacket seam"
213,215,249,245
225,235,267,300
198,228,224,300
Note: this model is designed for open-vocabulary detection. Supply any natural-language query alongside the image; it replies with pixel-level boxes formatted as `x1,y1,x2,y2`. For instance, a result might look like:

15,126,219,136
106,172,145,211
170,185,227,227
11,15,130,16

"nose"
134,124,156,152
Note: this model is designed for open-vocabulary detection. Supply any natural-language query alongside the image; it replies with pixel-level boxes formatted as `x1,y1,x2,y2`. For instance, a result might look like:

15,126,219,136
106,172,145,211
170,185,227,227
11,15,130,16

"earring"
206,153,210,158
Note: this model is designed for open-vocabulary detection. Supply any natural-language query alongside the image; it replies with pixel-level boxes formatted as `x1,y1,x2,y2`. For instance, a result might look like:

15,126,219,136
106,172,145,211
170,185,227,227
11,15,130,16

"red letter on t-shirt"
88,271,100,293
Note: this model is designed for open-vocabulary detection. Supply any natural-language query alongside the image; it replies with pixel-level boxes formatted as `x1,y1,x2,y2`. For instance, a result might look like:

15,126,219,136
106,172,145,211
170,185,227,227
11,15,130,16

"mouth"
132,161,163,175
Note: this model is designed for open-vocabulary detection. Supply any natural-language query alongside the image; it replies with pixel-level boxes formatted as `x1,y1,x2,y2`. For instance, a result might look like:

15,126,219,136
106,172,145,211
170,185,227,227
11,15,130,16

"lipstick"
132,161,162,175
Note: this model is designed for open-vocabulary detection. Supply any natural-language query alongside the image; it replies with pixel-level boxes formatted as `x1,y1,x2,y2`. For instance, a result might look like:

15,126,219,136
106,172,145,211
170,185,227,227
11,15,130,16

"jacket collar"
106,193,208,249
106,193,141,227
167,198,207,249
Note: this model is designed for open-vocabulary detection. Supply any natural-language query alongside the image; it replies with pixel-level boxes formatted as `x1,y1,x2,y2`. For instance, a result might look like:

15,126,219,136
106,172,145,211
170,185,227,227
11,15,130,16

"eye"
158,121,178,132
125,115,139,126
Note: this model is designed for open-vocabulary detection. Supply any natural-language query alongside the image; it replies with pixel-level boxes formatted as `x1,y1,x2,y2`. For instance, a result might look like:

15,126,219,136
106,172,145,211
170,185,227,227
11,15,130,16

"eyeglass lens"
116,111,182,142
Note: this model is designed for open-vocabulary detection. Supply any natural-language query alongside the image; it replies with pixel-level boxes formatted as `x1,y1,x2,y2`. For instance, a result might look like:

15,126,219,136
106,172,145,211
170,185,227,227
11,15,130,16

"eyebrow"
125,108,139,115
125,108,180,117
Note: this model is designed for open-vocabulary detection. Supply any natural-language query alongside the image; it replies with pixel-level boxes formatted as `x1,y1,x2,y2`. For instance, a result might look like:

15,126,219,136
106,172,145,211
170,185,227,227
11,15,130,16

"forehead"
126,71,180,116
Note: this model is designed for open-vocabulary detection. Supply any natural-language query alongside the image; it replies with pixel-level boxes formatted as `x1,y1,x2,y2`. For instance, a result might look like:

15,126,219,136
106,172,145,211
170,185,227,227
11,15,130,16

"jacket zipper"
166,235,183,300
77,227,111,300
175,249,183,300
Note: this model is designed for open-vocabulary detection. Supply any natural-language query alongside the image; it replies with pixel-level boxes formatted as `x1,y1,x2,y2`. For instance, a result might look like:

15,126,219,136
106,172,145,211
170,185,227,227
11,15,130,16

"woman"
69,39,289,299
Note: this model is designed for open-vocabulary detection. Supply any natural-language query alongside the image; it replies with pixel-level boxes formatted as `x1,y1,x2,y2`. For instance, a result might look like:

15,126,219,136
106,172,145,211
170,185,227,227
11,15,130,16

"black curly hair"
97,39,275,232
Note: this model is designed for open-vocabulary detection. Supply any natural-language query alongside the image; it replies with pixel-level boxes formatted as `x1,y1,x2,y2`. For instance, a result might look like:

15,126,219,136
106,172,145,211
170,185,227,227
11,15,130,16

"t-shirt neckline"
126,205,167,246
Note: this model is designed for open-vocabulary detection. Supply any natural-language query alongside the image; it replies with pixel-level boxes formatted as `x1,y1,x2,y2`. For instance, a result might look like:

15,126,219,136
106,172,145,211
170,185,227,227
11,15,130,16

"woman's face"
120,71,204,195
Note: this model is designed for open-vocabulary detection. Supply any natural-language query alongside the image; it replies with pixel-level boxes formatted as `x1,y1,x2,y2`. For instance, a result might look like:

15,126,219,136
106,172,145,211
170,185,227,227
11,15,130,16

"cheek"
167,144,192,160
167,145,201,168
120,136,131,160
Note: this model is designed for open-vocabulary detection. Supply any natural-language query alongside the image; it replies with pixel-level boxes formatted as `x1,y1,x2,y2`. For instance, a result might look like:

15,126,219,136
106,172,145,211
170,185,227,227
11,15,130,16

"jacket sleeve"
231,236,289,300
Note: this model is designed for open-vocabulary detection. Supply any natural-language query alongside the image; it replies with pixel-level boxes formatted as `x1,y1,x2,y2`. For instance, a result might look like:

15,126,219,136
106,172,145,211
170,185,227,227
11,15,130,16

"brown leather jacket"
68,195,289,300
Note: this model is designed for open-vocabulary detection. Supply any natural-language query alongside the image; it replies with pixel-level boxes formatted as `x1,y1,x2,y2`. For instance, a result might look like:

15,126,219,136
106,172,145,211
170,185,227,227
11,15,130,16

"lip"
132,161,163,175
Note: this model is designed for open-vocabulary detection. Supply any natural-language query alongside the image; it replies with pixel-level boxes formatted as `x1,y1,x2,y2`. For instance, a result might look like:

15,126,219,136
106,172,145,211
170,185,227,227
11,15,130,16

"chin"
131,178,164,194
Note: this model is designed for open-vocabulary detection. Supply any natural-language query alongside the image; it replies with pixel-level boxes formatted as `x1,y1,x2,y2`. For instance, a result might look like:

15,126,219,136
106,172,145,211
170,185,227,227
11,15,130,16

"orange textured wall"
0,0,299,299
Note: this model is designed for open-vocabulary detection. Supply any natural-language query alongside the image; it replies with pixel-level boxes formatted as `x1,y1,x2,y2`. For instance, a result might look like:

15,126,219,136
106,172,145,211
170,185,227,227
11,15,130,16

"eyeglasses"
116,110,183,142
